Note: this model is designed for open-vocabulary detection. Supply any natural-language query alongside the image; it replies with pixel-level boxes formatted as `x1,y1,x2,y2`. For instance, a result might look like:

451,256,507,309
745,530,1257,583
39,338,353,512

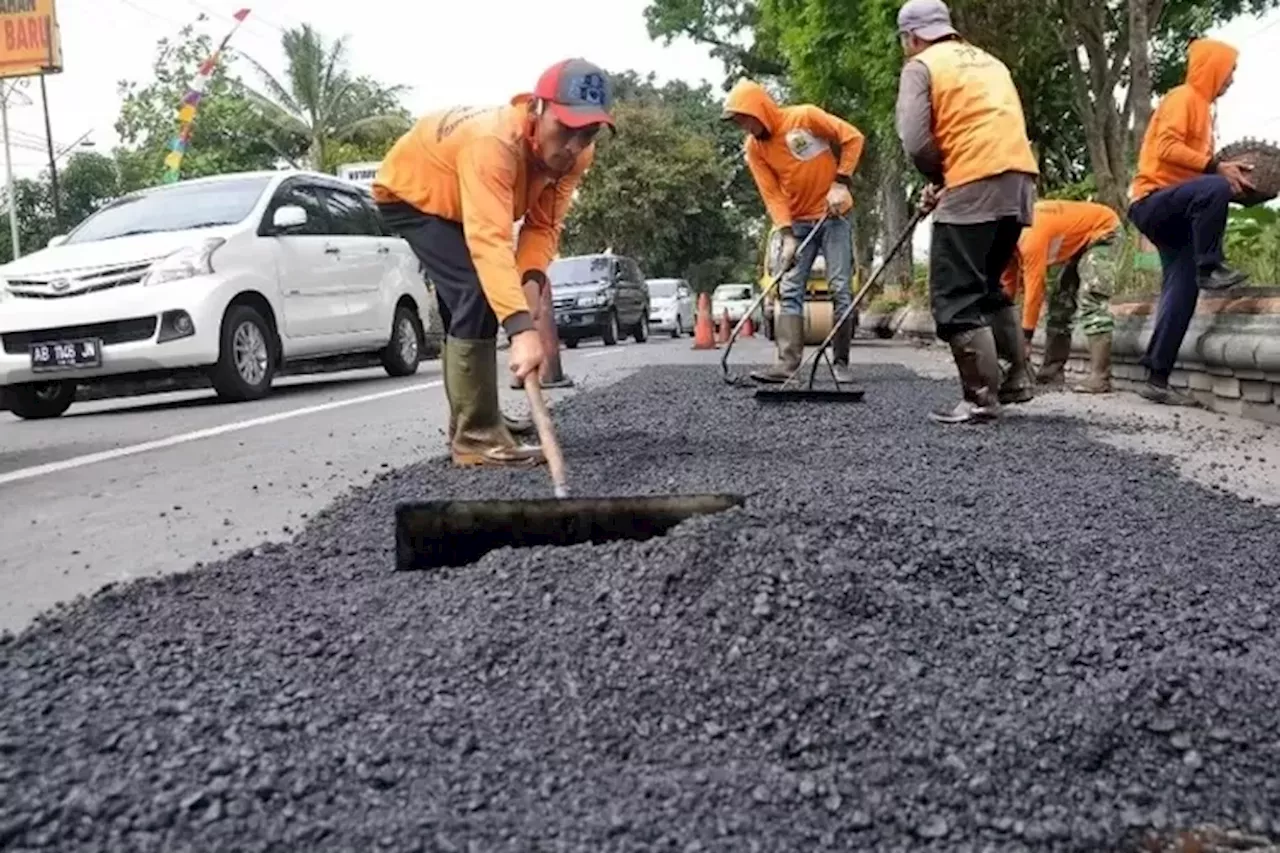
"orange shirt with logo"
914,40,1038,188
724,79,865,227
373,96,593,327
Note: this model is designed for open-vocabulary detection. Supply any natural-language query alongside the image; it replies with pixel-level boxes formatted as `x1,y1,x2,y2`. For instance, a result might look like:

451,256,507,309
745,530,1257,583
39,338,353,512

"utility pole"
1,82,19,261
39,74,59,225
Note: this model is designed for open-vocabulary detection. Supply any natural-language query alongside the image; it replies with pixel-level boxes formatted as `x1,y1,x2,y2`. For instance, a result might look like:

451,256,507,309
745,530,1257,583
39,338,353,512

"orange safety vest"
915,40,1039,189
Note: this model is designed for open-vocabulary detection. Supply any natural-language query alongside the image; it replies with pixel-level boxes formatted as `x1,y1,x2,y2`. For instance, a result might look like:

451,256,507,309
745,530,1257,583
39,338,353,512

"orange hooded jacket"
372,96,594,331
1001,200,1121,332
1129,38,1239,203
723,80,865,228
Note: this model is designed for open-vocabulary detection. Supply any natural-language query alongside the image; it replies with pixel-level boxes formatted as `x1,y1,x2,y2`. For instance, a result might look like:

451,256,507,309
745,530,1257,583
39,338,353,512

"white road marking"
0,380,443,488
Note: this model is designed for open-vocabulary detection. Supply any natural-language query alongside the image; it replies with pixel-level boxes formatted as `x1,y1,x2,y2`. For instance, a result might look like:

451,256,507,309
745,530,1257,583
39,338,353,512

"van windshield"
713,284,752,301
64,175,274,245
647,279,679,298
549,256,612,288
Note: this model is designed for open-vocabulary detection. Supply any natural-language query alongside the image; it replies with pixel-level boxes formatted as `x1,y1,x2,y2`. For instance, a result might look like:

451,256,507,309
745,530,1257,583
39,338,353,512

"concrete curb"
861,291,1280,427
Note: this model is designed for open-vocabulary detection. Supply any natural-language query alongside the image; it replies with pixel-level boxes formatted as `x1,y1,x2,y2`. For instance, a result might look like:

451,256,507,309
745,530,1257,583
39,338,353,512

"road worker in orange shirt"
1000,199,1123,394
895,0,1040,424
372,60,612,468
721,79,867,385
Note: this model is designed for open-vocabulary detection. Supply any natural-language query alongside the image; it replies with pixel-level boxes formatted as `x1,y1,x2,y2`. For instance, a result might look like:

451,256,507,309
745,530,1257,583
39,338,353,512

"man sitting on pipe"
721,79,867,385
1000,199,1122,394
372,60,613,467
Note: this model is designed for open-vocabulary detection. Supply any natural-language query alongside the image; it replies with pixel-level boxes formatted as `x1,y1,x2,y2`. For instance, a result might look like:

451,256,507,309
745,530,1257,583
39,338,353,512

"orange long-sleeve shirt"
1001,200,1121,332
1129,38,1239,203
372,96,593,334
724,79,865,228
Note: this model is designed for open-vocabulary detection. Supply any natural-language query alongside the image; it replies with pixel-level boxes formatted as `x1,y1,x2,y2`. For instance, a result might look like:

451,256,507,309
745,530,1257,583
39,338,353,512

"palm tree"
241,24,410,171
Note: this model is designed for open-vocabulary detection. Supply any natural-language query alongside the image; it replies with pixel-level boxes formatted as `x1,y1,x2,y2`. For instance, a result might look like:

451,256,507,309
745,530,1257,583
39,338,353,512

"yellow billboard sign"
0,0,61,80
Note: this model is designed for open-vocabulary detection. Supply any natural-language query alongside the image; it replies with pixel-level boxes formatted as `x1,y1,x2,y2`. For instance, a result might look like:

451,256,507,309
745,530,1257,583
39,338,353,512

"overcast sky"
2,0,1277,258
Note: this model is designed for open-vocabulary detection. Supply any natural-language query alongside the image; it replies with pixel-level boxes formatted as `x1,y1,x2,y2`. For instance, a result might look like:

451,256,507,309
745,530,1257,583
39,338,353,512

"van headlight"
577,290,610,308
143,238,225,286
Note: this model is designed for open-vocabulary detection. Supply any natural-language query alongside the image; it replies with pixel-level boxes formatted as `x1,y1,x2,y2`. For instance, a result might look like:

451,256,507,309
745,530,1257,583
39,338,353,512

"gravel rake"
720,212,830,387
755,208,923,404
395,374,743,570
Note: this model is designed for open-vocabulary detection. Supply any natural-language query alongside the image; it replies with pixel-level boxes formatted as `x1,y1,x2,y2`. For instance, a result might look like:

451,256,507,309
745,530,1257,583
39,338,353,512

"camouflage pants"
1045,232,1118,338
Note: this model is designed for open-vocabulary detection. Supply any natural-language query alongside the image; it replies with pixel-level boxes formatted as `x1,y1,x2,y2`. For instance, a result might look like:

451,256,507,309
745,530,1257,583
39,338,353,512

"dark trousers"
377,201,498,340
929,218,1024,341
1127,175,1234,379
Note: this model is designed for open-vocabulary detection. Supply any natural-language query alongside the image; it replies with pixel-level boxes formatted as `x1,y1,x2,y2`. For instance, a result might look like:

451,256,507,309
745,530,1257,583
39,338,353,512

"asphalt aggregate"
3,363,1280,852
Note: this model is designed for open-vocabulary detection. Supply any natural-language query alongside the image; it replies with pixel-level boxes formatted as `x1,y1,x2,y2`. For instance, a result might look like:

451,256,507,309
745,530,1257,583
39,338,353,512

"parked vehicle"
646,277,695,337
549,252,651,348
0,170,433,420
711,283,764,328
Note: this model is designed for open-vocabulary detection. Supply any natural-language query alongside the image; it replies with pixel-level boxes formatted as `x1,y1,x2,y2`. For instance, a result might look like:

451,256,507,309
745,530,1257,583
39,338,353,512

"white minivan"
0,170,433,420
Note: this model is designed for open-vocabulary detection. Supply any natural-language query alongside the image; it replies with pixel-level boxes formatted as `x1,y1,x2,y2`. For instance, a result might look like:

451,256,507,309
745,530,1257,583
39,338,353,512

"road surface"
2,335,1278,635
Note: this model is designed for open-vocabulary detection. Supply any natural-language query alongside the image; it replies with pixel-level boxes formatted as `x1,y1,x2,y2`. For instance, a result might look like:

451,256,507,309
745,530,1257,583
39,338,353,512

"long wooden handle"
523,372,569,498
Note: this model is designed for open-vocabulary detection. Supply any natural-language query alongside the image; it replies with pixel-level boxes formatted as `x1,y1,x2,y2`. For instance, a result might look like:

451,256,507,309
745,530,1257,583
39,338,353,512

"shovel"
395,371,744,571
755,208,923,404
720,213,832,387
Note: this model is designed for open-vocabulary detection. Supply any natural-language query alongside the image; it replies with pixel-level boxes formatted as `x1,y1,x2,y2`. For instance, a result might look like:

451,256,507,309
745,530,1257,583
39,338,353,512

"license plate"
29,338,103,372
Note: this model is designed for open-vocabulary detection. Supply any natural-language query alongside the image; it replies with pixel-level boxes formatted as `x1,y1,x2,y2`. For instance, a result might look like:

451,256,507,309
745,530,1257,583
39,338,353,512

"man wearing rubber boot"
895,0,1039,424
1000,200,1122,394
1127,37,1252,407
721,79,866,385
373,59,612,466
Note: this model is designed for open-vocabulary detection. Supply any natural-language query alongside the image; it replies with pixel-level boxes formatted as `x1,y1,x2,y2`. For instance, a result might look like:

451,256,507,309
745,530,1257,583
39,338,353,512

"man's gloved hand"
826,182,853,216
521,270,548,323
508,329,545,382
777,228,799,274
918,183,943,214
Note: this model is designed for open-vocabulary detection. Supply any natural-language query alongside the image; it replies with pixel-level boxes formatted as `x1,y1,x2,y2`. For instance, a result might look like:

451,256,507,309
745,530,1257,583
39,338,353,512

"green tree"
0,152,123,262
562,98,752,292
242,24,411,171
114,26,287,190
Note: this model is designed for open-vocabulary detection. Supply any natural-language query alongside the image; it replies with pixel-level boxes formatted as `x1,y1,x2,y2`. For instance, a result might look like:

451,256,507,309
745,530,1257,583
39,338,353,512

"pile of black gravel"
4,364,1280,853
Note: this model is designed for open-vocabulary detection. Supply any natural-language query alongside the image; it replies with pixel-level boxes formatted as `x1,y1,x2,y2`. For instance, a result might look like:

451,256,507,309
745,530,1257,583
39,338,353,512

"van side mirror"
46,234,67,248
272,205,308,232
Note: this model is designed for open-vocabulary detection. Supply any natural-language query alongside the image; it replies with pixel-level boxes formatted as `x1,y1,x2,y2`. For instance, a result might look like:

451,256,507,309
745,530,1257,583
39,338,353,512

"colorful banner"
0,0,62,80
161,8,251,184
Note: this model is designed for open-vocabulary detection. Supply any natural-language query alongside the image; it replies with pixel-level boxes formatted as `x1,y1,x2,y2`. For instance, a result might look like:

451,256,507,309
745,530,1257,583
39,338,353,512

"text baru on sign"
0,0,62,81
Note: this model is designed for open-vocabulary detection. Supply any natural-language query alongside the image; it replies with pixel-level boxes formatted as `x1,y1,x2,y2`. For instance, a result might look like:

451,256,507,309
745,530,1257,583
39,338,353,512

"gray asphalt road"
0,335,708,633
3,333,1278,635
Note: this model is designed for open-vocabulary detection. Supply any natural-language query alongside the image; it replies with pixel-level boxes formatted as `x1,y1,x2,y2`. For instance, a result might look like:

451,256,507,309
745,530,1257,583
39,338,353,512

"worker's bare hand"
508,329,545,383
826,182,853,216
1218,160,1255,195
918,183,943,214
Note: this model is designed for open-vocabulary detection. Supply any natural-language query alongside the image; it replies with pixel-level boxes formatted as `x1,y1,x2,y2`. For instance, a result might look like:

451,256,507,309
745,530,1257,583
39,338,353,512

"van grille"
6,261,154,299
2,317,158,354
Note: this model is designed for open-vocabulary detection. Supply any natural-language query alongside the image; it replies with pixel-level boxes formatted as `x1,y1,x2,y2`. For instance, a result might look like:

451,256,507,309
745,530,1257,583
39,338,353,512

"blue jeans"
1127,175,1233,379
779,214,853,320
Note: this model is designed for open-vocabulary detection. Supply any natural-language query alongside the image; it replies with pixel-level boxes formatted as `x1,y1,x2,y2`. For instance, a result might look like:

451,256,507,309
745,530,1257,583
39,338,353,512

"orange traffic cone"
692,292,716,350
716,309,732,344
741,313,755,338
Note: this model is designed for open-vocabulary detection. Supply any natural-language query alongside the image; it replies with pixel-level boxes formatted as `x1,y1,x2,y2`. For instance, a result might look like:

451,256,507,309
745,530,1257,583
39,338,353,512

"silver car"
646,277,695,337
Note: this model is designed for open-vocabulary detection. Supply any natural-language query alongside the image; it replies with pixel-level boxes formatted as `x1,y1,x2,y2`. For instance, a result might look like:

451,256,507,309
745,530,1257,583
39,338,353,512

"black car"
549,253,651,348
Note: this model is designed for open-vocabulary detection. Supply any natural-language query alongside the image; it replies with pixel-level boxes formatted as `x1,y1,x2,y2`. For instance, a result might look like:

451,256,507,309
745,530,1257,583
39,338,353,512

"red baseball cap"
533,59,615,129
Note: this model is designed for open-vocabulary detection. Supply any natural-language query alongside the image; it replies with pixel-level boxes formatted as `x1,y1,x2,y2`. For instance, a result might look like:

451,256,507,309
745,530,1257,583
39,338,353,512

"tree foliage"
0,152,123,262
645,0,1280,217
113,26,286,191
562,79,757,292
241,24,411,171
